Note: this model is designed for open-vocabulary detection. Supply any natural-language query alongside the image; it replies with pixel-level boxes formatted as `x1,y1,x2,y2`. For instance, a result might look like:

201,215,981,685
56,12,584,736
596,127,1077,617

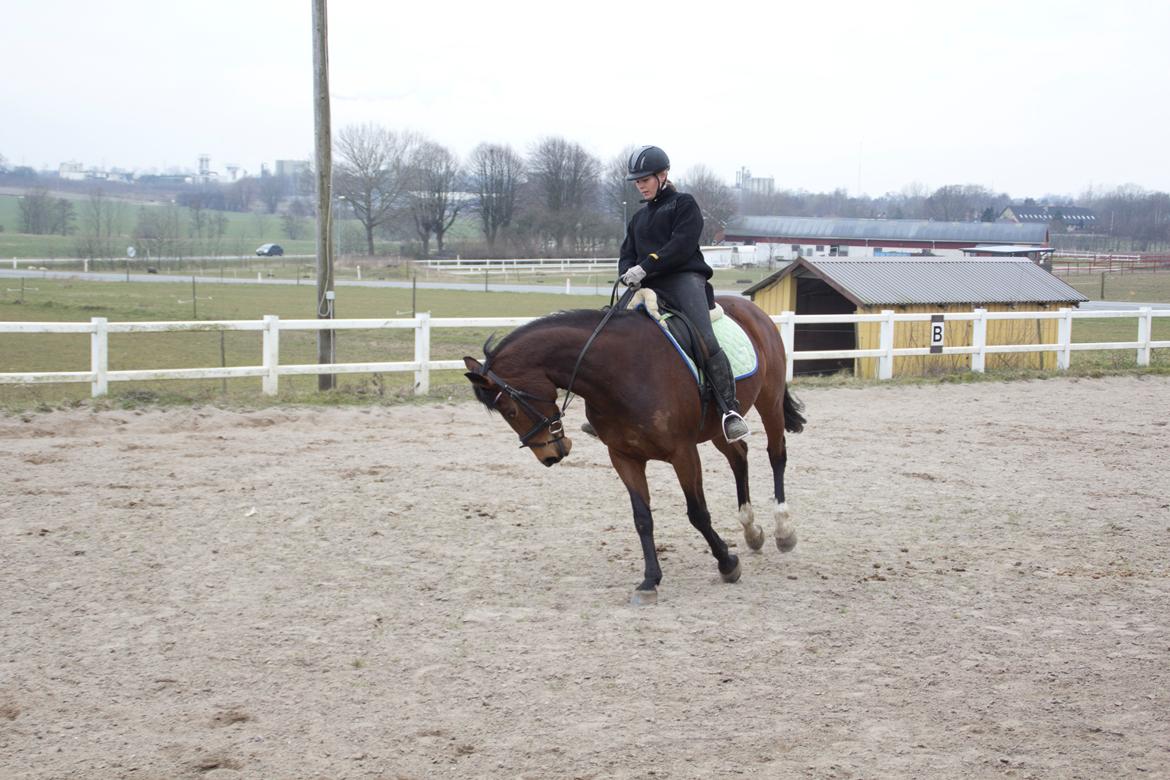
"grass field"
1059,271,1170,303
2,276,1167,410
0,278,609,408
0,192,321,259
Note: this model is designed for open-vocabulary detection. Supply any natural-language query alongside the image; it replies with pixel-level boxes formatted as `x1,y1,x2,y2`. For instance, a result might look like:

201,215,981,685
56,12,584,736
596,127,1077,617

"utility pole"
312,0,336,390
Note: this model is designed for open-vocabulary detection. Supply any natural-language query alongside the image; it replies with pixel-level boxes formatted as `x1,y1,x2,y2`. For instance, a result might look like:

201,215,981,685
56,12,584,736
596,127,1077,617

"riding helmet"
626,145,670,180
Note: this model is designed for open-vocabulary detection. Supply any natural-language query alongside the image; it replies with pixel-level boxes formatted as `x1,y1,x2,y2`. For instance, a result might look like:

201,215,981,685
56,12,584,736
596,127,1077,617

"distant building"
999,204,1097,231
275,159,310,180
721,215,1048,261
735,167,774,196
59,161,86,181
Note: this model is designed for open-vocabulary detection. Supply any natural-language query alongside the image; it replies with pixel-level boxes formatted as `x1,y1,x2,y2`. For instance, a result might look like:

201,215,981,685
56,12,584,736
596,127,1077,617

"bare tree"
679,165,737,244
76,187,127,259
406,141,463,257
334,123,417,255
258,172,285,214
527,137,600,252
19,188,58,234
468,143,524,250
134,204,181,260
925,184,1003,222
601,147,640,235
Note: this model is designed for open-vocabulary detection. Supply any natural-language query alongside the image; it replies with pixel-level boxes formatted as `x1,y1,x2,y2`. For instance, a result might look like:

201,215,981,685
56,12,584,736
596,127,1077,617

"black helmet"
625,145,670,180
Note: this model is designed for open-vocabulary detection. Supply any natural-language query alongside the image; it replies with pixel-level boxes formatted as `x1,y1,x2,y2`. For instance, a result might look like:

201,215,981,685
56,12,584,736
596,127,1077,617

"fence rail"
418,257,619,276
1,308,1166,397
1050,252,1170,275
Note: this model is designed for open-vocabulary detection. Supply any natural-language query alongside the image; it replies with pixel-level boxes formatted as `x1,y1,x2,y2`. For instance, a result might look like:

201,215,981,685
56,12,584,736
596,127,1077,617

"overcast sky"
3,0,1168,198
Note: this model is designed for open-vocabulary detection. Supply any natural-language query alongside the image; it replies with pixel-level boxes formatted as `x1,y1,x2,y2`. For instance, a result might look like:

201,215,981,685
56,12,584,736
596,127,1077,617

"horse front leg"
672,446,741,584
711,436,764,551
608,450,661,605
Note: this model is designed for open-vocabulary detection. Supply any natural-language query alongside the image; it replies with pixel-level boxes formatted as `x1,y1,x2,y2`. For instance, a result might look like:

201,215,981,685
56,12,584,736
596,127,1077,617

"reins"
560,281,633,417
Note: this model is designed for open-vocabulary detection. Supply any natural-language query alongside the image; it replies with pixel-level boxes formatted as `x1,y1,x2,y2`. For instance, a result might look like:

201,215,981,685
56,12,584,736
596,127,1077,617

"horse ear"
463,357,489,387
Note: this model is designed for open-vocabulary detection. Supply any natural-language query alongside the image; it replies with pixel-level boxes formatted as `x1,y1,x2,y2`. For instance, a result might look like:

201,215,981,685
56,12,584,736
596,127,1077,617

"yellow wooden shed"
742,257,1089,378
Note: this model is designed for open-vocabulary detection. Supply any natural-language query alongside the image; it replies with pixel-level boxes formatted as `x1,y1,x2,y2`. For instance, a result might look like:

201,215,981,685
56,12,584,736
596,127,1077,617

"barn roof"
1000,205,1097,224
724,215,1048,245
742,257,1089,306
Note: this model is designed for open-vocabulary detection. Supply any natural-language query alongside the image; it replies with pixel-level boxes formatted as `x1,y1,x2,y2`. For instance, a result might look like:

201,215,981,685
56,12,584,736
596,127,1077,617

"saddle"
625,288,758,384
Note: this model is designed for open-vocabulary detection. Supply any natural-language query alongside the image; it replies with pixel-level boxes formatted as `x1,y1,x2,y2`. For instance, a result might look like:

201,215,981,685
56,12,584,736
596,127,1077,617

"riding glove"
621,266,647,287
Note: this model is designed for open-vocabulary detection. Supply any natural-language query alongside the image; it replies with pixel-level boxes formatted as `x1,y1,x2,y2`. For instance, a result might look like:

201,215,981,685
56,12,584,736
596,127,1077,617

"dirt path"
2,376,1168,779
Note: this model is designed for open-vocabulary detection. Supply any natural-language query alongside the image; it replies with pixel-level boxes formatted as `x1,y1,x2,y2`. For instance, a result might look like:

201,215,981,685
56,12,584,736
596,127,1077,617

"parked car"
256,243,284,257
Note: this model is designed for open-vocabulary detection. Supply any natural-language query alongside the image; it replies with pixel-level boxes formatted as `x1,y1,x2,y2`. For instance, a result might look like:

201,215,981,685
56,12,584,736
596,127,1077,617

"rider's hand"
621,265,647,287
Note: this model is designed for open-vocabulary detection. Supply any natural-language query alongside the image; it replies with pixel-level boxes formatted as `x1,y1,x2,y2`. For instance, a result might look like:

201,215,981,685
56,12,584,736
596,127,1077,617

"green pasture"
1060,272,1170,304
0,278,609,408
0,193,320,259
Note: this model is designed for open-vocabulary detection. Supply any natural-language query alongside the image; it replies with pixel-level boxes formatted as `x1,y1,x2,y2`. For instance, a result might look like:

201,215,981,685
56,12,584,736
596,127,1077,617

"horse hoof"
629,589,658,606
720,558,742,583
776,529,798,553
744,523,765,551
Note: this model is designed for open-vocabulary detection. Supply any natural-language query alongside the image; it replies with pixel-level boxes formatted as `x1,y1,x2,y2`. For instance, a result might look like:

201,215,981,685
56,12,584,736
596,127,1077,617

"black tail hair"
783,387,806,434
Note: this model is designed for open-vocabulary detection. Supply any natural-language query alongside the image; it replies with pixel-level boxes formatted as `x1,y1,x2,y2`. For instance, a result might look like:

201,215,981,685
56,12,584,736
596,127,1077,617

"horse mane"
483,308,620,363
471,309,630,413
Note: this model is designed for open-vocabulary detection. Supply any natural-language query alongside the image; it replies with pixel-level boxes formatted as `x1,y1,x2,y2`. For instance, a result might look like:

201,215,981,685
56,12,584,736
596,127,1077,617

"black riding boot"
705,349,750,442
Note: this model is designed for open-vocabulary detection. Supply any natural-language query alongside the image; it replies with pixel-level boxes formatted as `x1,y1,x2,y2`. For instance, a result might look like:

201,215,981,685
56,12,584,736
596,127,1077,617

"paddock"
2,376,1168,778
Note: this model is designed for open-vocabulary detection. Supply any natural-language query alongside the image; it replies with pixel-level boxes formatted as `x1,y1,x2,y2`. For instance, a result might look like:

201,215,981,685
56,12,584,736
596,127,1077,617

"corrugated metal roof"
745,257,1088,305
725,215,1048,244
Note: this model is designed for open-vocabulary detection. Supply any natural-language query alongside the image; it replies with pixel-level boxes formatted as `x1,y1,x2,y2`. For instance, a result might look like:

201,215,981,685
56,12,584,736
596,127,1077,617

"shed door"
794,277,855,376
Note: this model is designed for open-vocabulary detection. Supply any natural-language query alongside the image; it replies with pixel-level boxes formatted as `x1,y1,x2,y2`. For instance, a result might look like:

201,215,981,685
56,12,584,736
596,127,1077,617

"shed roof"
725,216,1048,245
742,257,1088,306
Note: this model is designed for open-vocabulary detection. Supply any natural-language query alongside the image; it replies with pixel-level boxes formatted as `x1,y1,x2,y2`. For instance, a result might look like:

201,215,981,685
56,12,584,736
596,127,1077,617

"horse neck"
497,315,612,397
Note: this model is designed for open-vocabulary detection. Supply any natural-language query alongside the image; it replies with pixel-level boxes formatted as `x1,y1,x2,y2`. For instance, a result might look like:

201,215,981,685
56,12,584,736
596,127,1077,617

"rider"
617,145,750,443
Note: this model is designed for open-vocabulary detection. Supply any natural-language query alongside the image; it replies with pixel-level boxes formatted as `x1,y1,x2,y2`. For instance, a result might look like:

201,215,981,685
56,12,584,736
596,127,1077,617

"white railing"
1,308,1166,397
418,257,618,275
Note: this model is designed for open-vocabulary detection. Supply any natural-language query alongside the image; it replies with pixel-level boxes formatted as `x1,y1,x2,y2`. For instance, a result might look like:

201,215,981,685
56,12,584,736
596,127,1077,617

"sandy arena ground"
1,376,1168,779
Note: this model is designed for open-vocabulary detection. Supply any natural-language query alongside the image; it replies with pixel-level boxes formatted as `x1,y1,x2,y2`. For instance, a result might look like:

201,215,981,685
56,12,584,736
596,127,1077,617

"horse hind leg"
758,389,799,554
712,436,765,551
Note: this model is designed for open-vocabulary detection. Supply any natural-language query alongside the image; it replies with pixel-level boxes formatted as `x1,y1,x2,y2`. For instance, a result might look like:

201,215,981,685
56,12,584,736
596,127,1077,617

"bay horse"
463,295,805,605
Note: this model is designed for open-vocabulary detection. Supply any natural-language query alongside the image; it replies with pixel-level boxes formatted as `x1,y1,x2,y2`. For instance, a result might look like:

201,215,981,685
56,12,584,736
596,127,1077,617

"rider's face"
634,171,667,200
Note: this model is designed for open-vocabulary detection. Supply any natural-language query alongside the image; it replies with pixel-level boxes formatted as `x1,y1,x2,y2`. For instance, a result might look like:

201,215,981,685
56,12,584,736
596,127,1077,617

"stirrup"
722,411,750,443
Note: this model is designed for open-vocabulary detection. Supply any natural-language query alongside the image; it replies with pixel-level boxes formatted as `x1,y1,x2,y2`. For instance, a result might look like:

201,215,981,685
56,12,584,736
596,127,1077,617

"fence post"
414,311,431,395
1136,306,1152,367
262,315,280,395
90,317,108,397
778,312,795,383
878,310,895,380
1056,308,1072,371
971,308,987,374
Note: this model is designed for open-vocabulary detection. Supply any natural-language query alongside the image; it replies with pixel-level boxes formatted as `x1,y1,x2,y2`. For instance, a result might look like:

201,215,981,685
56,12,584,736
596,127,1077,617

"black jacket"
618,185,712,281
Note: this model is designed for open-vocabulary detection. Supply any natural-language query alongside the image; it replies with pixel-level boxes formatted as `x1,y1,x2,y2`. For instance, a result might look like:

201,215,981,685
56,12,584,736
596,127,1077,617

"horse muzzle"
536,435,572,467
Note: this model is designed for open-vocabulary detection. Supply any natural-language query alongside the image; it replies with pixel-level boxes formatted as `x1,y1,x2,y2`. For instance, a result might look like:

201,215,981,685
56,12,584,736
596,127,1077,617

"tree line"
4,140,1169,255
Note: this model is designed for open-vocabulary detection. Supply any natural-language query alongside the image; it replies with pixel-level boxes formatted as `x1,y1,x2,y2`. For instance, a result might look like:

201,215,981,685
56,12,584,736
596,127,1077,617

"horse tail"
783,387,806,433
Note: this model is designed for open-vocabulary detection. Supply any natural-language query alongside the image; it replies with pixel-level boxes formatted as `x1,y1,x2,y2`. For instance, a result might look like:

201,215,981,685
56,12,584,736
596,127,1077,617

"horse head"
463,356,573,467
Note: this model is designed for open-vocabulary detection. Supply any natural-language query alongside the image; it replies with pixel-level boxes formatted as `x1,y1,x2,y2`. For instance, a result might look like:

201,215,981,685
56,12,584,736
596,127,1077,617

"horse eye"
504,406,519,420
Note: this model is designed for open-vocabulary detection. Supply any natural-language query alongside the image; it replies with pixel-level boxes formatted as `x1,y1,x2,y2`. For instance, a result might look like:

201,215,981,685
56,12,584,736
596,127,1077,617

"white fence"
1,308,1166,397
419,258,618,275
